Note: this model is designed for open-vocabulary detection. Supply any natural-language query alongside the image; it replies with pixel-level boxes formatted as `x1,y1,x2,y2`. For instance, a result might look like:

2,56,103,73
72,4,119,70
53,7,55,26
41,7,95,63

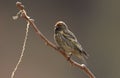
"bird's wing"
62,30,83,50
63,30,89,58
63,30,77,42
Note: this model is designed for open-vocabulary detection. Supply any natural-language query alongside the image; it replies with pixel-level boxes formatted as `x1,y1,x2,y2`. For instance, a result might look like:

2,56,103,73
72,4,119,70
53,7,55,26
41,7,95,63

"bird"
54,21,88,61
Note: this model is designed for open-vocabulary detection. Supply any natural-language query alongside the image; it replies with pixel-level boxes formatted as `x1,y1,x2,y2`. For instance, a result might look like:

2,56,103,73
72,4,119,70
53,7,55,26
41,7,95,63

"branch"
13,2,95,78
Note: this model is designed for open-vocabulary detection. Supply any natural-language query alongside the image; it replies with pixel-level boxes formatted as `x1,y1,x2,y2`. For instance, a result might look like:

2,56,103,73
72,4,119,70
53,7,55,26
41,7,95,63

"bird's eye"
55,26,61,31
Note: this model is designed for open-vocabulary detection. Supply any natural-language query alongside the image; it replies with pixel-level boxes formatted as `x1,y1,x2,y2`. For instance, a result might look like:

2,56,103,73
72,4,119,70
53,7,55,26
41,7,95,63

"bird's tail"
82,50,89,59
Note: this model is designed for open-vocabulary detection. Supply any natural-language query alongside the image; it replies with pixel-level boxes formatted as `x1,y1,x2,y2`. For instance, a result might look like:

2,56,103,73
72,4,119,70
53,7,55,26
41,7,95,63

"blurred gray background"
0,0,120,78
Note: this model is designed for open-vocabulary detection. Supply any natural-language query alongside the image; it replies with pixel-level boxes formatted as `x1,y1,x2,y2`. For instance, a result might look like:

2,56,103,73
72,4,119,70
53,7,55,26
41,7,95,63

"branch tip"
12,15,18,20
16,1,24,10
16,1,22,5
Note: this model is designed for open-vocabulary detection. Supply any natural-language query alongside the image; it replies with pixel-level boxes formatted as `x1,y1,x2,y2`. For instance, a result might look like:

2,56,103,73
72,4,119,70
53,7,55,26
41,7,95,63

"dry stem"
11,20,29,78
12,1,95,78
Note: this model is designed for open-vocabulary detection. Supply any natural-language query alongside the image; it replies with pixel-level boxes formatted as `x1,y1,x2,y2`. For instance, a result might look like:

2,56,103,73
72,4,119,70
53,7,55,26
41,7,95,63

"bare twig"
11,17,30,78
13,1,95,78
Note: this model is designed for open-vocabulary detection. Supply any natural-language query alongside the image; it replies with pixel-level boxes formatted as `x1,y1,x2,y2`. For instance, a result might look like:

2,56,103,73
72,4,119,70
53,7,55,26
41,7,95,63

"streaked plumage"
54,21,88,61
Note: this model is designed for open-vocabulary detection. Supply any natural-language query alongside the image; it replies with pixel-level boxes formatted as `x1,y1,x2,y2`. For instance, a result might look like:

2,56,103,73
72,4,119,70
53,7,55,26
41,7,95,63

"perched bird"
54,21,88,61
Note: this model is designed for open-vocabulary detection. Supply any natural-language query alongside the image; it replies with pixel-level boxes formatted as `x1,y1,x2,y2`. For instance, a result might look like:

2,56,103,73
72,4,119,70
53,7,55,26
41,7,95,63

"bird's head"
54,21,68,32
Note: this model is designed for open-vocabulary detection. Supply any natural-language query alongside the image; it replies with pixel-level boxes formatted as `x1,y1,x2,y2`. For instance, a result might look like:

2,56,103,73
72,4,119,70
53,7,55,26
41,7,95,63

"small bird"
54,21,88,61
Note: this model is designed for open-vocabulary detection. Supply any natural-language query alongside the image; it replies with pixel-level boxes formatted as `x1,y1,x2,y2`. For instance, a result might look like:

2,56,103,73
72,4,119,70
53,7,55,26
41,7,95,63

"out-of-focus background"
0,0,120,78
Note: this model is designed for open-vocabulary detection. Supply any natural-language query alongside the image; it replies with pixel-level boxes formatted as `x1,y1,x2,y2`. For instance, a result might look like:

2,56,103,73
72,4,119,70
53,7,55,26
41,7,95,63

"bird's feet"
67,53,72,61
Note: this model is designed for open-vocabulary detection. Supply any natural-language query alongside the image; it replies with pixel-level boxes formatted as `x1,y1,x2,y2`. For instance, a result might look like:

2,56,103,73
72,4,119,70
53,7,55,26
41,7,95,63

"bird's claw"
67,53,72,61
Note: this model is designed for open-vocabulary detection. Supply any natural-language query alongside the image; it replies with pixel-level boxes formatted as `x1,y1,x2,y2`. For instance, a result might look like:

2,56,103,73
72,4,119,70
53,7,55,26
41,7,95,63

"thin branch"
11,20,30,78
13,1,95,78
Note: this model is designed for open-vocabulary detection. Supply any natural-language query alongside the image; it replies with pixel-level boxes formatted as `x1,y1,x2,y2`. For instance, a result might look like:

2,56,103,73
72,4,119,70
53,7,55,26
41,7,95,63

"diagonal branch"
14,1,95,78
